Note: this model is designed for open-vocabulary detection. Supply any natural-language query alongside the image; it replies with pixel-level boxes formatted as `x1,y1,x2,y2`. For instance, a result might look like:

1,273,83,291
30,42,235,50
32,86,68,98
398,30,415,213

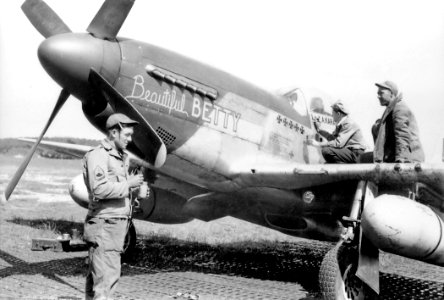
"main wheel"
121,220,136,262
319,241,377,300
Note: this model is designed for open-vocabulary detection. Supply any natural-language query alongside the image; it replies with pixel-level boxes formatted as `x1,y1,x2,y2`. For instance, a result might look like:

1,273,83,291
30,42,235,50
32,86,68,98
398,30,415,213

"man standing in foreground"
372,81,424,163
308,100,367,163
83,113,144,300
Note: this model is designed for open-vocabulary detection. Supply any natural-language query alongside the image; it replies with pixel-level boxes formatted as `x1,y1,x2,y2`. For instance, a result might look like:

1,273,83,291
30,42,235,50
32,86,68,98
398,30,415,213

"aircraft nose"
38,33,105,98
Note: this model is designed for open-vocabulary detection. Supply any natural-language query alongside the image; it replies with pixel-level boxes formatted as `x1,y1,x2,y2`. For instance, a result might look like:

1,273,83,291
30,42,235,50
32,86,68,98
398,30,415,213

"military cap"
375,80,398,96
331,100,349,115
106,113,139,129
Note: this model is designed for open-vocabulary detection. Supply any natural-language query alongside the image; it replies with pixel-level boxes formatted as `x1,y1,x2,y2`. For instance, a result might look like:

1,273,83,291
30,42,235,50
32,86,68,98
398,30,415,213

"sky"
1,0,444,161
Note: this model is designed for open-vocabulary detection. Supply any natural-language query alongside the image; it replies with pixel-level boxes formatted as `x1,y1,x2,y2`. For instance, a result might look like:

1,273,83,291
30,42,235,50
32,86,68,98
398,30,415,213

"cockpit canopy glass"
278,86,335,130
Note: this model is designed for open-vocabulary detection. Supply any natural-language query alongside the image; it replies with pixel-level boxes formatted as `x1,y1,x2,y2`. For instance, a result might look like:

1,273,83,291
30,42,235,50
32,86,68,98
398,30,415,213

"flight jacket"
82,139,131,218
372,98,424,163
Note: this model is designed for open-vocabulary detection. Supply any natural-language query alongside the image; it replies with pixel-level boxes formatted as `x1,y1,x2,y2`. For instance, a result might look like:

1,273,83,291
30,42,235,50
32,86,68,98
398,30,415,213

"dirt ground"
2,201,444,300
0,156,316,299
0,205,313,300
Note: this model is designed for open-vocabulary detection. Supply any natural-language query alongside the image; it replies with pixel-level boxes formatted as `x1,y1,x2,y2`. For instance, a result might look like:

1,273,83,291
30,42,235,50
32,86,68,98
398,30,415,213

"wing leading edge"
18,138,152,169
232,162,444,195
17,138,444,197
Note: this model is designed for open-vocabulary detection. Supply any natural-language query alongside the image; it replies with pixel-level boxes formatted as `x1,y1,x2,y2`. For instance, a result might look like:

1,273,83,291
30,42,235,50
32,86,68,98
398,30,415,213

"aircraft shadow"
0,249,85,292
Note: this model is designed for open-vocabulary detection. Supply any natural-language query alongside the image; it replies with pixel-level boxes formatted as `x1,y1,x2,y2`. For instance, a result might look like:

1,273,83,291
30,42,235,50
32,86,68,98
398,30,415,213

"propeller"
22,0,134,41
87,0,135,40
5,0,137,203
2,89,70,203
21,0,71,38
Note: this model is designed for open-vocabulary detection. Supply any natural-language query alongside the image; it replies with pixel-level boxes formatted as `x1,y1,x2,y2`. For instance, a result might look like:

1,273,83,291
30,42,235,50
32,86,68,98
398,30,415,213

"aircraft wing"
18,137,444,195
18,138,91,159
233,162,444,195
17,138,152,169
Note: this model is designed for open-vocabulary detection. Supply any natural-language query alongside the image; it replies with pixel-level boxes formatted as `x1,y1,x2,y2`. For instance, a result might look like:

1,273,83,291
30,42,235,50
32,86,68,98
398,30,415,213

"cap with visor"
106,113,139,129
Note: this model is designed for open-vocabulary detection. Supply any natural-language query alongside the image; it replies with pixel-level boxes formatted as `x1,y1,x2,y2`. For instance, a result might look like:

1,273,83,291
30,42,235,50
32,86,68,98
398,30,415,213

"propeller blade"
21,0,71,38
86,0,135,40
88,69,167,168
3,89,70,203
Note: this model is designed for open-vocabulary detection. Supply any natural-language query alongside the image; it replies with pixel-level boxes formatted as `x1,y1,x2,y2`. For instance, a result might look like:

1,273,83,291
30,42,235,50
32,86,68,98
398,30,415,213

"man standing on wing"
372,80,424,163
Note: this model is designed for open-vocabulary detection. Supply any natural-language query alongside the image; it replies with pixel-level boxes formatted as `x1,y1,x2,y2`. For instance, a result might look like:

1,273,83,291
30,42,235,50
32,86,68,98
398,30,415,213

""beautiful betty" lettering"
191,96,241,132
126,75,189,117
126,75,241,132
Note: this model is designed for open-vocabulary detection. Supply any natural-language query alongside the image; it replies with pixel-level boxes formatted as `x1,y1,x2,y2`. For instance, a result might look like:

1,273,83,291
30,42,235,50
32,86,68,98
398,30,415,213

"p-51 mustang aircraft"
3,0,444,299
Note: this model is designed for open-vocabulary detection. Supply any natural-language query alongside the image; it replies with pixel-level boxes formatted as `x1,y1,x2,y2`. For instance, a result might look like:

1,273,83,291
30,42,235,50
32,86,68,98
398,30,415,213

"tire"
319,241,378,300
121,220,136,263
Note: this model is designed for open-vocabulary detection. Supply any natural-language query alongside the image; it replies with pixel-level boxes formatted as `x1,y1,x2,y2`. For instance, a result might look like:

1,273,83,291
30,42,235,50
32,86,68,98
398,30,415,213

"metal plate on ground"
31,238,70,252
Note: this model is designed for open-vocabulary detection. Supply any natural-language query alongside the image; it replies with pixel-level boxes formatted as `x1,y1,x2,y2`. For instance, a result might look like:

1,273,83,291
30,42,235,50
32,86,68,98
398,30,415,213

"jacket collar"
101,139,127,160
381,97,401,122
337,115,348,126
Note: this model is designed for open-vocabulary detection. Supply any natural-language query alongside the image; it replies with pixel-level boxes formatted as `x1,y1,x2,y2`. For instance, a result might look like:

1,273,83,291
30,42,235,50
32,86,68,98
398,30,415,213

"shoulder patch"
94,166,105,181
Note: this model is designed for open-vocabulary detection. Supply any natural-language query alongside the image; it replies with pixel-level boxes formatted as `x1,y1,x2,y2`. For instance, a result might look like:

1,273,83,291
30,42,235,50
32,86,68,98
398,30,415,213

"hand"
128,174,144,188
307,138,320,147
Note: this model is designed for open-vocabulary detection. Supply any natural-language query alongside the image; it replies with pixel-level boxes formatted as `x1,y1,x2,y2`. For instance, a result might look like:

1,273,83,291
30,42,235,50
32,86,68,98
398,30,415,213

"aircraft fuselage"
37,33,322,190
39,32,353,241
114,38,322,190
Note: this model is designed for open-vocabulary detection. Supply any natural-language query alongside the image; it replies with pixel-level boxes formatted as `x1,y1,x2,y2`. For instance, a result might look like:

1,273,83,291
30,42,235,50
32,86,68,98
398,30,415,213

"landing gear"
319,241,376,300
122,220,136,262
319,180,379,300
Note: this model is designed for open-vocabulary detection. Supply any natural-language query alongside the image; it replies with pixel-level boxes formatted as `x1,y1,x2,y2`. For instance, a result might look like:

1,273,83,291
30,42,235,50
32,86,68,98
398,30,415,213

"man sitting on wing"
308,100,367,163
